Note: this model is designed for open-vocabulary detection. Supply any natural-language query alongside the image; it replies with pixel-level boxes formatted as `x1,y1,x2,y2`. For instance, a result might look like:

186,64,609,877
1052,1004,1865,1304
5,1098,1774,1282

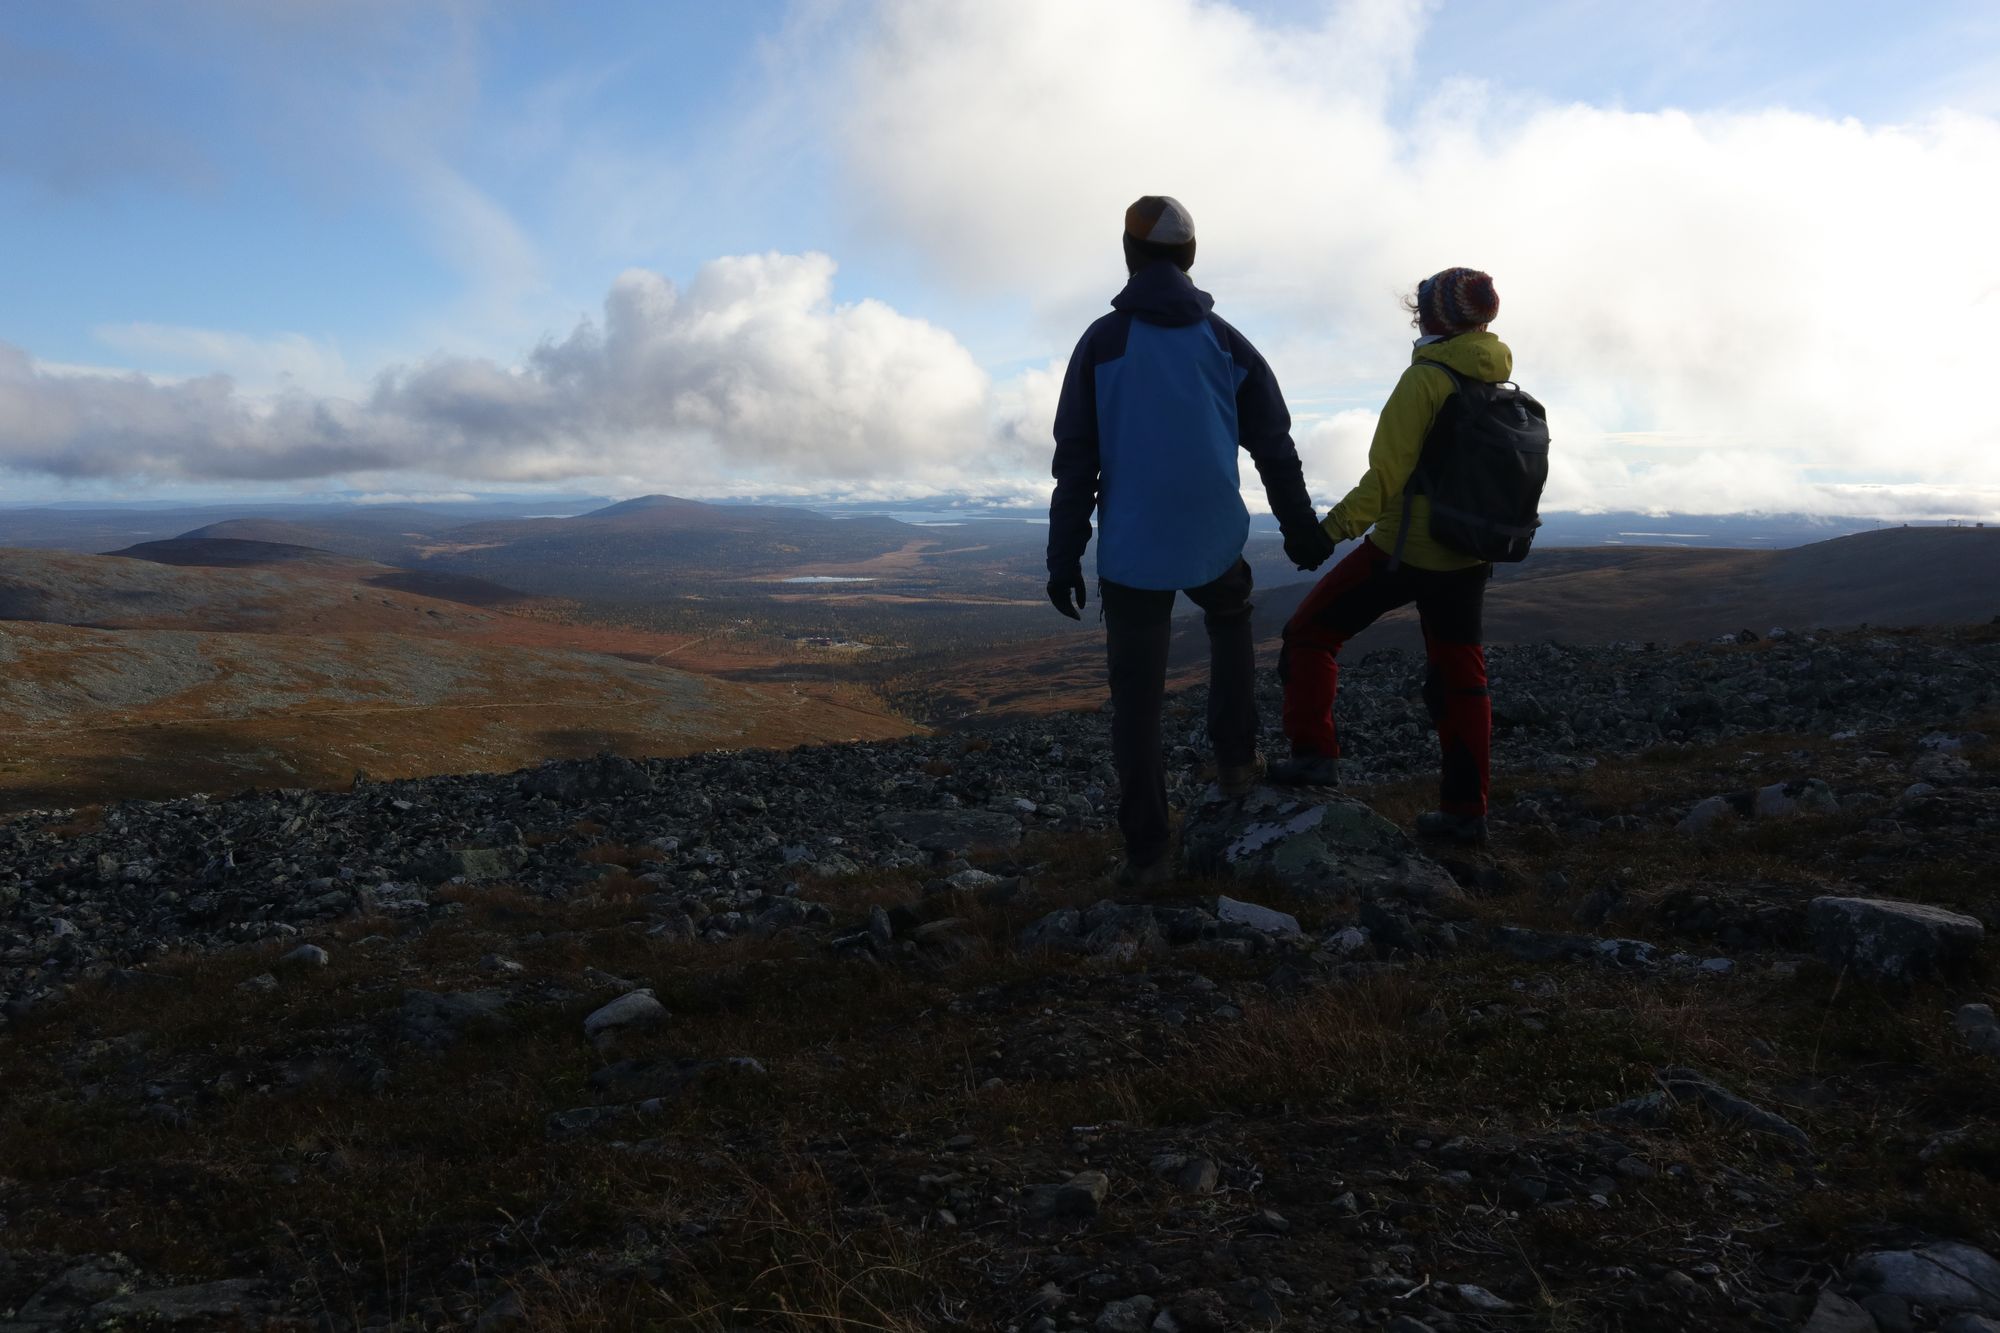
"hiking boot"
1216,757,1263,798
1414,810,1489,845
1114,856,1172,889
1268,754,1342,788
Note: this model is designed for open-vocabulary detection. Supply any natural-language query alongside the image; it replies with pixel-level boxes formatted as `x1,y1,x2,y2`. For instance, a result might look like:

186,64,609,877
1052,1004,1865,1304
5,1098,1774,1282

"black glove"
1284,522,1339,571
1046,568,1088,619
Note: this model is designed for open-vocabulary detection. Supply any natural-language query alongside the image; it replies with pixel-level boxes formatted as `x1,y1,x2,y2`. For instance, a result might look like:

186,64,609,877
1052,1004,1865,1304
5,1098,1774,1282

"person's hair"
1124,232,1196,275
1401,289,1431,331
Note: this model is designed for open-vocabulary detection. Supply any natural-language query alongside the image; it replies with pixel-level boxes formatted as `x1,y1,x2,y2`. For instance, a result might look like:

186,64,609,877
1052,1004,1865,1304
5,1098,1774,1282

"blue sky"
3,0,1998,514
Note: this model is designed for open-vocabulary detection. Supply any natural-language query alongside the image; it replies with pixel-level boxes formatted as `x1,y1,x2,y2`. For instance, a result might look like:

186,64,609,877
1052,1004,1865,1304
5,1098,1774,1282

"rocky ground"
1,625,1998,1331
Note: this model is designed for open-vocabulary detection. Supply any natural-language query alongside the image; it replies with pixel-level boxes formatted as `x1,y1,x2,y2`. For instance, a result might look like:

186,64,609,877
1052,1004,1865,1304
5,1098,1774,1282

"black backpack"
1391,359,1550,567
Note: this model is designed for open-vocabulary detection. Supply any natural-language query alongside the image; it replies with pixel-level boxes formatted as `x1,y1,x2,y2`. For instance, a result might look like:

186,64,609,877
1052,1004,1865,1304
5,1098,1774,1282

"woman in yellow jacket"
1272,267,1507,844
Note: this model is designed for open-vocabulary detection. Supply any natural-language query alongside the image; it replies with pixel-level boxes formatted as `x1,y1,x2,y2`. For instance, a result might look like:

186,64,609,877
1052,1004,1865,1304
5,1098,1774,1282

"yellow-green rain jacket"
1323,330,1514,572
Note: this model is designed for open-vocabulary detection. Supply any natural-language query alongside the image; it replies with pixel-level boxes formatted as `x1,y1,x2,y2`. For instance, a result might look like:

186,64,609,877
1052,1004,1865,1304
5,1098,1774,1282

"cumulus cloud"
0,252,991,488
10,0,2000,520
837,0,2000,516
92,323,358,397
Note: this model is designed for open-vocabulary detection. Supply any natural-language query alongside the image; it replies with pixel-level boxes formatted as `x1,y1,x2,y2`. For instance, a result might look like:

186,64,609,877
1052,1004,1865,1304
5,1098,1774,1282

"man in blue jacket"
1048,195,1336,883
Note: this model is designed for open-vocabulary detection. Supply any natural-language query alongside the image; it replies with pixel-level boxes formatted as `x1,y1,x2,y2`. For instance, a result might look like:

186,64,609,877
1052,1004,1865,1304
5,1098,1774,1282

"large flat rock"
1182,786,1458,903
1808,896,1984,982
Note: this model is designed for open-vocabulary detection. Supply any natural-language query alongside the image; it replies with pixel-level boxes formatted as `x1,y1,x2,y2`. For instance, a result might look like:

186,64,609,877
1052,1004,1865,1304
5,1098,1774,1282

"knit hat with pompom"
1417,268,1499,332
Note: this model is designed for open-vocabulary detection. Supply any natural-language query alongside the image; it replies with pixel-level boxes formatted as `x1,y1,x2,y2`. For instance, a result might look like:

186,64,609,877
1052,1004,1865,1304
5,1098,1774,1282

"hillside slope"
1,626,1994,1330
0,619,912,810
1,545,523,635
0,546,917,809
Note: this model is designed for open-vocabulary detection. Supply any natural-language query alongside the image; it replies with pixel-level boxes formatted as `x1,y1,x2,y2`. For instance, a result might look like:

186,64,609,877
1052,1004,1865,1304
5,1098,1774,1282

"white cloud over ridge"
6,0,2000,520
838,0,2000,516
1,252,991,488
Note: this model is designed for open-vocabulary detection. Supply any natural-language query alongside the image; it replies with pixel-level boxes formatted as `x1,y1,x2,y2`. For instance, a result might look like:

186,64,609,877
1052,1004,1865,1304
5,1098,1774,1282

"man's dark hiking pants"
1100,559,1257,869
1280,541,1492,817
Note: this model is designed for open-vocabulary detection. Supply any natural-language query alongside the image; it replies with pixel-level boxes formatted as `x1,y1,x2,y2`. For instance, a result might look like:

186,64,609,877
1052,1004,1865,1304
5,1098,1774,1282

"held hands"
1046,568,1088,619
1284,520,1339,572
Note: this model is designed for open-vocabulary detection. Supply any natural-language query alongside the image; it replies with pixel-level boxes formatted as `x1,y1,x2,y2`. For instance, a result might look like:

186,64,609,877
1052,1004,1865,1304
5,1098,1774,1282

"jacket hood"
1415,329,1512,382
1110,262,1215,327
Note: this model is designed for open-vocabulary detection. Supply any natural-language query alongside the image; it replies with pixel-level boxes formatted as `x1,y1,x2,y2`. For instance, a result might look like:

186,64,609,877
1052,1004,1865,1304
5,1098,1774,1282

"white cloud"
834,0,2000,517
92,323,358,397
0,252,991,487
351,490,477,505
10,0,2000,522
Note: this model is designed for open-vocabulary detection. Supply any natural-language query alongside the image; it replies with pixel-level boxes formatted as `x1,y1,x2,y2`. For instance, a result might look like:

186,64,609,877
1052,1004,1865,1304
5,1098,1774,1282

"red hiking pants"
1280,540,1492,816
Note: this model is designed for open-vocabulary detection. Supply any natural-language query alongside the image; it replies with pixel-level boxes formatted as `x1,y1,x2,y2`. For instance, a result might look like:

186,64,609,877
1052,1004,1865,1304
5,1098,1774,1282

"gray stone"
1809,896,1984,982
584,989,666,1041
1676,795,1735,834
1943,1316,2000,1333
1028,1169,1110,1220
18,1258,137,1318
1328,925,1370,954
1095,1296,1156,1333
1079,903,1165,961
911,917,981,962
1656,1066,1811,1148
400,989,512,1047
874,809,1022,853
1801,1289,1875,1333
1452,1284,1512,1311
278,943,329,969
1019,908,1083,953
1849,1241,2000,1314
1862,1292,1915,1333
1182,787,1457,903
436,847,512,881
546,1105,630,1139
1213,895,1301,936
1488,925,1657,968
1174,1156,1219,1193
359,880,430,915
89,1278,272,1323
1958,1004,2000,1060
1753,779,1839,818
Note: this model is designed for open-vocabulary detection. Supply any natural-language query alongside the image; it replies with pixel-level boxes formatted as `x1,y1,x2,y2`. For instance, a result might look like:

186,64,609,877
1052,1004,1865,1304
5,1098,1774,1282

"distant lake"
782,576,877,584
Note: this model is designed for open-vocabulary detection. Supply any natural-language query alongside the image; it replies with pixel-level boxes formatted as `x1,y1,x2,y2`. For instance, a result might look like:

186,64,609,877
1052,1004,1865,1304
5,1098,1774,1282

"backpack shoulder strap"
1388,486,1416,572
1412,357,1464,388
1389,360,1461,572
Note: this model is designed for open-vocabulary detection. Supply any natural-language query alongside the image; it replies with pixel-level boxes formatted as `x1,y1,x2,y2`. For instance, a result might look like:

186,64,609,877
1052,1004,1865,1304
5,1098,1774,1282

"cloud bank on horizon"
3,0,1998,518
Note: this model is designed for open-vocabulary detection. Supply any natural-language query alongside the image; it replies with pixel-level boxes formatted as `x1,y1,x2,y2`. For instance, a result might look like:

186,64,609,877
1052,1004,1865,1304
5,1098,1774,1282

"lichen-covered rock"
1753,778,1839,818
1808,896,1984,982
399,988,513,1047
1958,1004,2000,1060
583,989,667,1041
1182,786,1457,902
1848,1241,2000,1314
89,1277,275,1324
1213,895,1301,936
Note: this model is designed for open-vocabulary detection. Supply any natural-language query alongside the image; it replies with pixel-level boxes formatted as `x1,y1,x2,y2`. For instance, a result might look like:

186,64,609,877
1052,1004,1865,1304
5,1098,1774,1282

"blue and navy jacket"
1048,262,1317,590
